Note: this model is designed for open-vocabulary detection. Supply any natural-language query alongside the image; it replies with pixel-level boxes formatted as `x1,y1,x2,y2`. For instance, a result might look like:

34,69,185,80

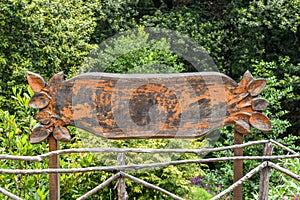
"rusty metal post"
233,130,243,200
117,153,128,200
49,136,60,200
259,142,274,200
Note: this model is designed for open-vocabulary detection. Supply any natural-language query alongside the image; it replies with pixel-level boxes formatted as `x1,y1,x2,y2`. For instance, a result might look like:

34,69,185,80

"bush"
81,26,184,73
0,0,96,112
0,87,49,199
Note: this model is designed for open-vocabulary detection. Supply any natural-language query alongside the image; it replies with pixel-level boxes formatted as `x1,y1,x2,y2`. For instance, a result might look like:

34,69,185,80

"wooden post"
233,130,243,200
259,142,274,200
49,136,60,200
117,153,128,200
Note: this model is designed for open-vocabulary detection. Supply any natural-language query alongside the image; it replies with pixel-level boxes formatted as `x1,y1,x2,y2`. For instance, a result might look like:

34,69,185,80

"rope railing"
0,140,299,200
0,154,299,175
0,139,292,162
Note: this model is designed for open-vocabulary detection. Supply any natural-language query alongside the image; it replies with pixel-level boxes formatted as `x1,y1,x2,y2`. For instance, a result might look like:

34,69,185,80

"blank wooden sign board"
27,71,271,199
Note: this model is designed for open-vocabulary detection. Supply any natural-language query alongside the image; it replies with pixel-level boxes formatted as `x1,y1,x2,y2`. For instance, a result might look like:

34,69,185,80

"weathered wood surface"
117,153,128,200
233,130,244,200
27,71,271,143
48,136,60,200
259,142,274,200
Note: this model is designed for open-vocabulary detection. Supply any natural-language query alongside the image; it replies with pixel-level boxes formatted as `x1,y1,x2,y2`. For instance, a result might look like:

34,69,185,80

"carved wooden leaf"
234,119,251,134
30,125,51,144
249,112,272,132
28,92,50,109
247,79,267,96
237,95,252,108
53,126,71,142
233,85,247,94
49,72,64,85
234,112,251,119
35,110,52,125
242,106,254,114
252,98,269,111
240,70,254,86
227,112,251,124
228,93,249,106
27,72,47,92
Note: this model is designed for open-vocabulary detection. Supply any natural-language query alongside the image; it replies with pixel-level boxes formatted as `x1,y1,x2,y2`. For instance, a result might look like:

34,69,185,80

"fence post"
259,142,274,200
117,153,128,200
49,136,60,200
233,130,243,200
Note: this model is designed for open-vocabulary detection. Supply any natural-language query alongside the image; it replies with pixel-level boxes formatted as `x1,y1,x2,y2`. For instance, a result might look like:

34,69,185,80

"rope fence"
0,139,299,200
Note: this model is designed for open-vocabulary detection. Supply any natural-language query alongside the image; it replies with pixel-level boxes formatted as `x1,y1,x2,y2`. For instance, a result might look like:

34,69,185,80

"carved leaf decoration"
234,112,251,119
27,72,47,93
49,71,64,85
228,93,249,105
249,112,272,132
35,110,52,125
247,79,267,96
30,125,51,144
240,71,254,86
234,119,251,134
28,92,51,109
53,126,71,142
241,106,253,113
233,85,247,94
237,95,252,108
252,98,269,111
227,112,250,124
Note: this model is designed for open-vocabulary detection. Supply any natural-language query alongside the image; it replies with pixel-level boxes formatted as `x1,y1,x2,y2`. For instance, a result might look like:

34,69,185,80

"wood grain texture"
233,131,244,200
27,71,272,143
259,143,274,200
48,136,60,200
117,153,128,200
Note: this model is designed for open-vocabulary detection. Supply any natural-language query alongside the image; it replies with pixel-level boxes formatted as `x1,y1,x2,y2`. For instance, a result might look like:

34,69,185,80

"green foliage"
89,0,138,44
231,0,299,66
0,88,49,199
82,26,184,73
0,0,96,112
188,186,214,200
139,3,231,73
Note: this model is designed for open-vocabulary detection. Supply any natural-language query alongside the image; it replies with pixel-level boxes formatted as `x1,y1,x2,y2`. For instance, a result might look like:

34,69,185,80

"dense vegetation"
0,0,299,199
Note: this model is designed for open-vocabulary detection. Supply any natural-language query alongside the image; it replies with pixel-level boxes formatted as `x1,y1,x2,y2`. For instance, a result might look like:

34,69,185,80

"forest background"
0,0,299,199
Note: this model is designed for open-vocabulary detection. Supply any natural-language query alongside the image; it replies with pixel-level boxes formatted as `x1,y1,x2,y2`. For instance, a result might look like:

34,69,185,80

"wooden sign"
27,71,271,143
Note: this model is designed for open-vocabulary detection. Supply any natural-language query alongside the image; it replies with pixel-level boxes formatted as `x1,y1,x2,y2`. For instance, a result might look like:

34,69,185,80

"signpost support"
233,130,243,200
49,136,60,200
